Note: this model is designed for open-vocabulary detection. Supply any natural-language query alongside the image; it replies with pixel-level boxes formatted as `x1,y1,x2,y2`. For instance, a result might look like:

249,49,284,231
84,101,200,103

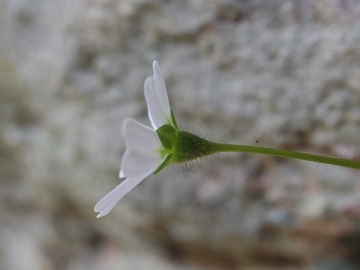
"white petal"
153,61,170,115
94,177,144,218
122,148,163,179
123,118,162,152
148,110,156,130
144,77,168,129
119,168,125,178
144,61,171,129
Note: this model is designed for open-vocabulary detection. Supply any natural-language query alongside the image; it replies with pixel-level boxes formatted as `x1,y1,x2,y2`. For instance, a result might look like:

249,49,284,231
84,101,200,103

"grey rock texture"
1,0,360,269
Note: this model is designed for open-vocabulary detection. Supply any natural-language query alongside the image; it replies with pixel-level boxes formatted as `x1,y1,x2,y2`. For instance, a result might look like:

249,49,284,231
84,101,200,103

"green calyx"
172,131,216,163
170,107,179,130
154,120,217,174
156,124,176,150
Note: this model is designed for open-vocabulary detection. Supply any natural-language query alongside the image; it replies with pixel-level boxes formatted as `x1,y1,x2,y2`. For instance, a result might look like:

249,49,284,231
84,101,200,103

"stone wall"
1,0,360,269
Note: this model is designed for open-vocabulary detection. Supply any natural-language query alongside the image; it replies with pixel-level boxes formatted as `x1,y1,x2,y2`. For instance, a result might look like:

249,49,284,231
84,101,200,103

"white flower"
94,61,172,218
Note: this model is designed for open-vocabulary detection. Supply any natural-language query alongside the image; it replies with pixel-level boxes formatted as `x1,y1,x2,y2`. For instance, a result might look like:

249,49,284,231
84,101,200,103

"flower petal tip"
96,211,107,218
119,168,126,178
94,204,111,218
153,60,160,72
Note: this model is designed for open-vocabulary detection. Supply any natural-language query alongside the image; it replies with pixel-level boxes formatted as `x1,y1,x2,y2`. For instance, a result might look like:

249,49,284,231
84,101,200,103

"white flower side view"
94,60,360,218
94,61,173,218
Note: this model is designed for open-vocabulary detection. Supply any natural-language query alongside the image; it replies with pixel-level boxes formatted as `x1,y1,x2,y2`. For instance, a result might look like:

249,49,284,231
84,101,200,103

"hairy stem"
212,143,360,170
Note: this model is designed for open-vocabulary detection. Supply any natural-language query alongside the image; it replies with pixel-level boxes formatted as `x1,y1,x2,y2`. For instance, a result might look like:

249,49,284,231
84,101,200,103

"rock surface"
1,0,360,269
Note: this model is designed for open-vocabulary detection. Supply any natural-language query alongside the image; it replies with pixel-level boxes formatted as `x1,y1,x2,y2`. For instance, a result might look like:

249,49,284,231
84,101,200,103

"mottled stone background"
1,0,360,269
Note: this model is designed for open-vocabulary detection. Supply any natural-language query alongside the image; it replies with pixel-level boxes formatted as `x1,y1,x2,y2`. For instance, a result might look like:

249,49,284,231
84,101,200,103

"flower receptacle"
173,131,217,163
154,123,219,174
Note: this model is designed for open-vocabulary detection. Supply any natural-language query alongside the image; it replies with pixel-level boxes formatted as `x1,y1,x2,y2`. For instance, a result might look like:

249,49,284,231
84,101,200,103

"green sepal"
156,124,177,149
170,108,179,130
172,131,217,163
153,153,173,174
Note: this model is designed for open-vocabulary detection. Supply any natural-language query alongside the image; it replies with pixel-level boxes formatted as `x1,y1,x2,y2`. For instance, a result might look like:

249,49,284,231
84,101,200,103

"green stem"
212,143,360,170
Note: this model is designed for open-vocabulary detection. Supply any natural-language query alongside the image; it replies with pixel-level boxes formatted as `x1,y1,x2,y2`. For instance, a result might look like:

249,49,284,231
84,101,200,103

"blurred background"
1,0,360,269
